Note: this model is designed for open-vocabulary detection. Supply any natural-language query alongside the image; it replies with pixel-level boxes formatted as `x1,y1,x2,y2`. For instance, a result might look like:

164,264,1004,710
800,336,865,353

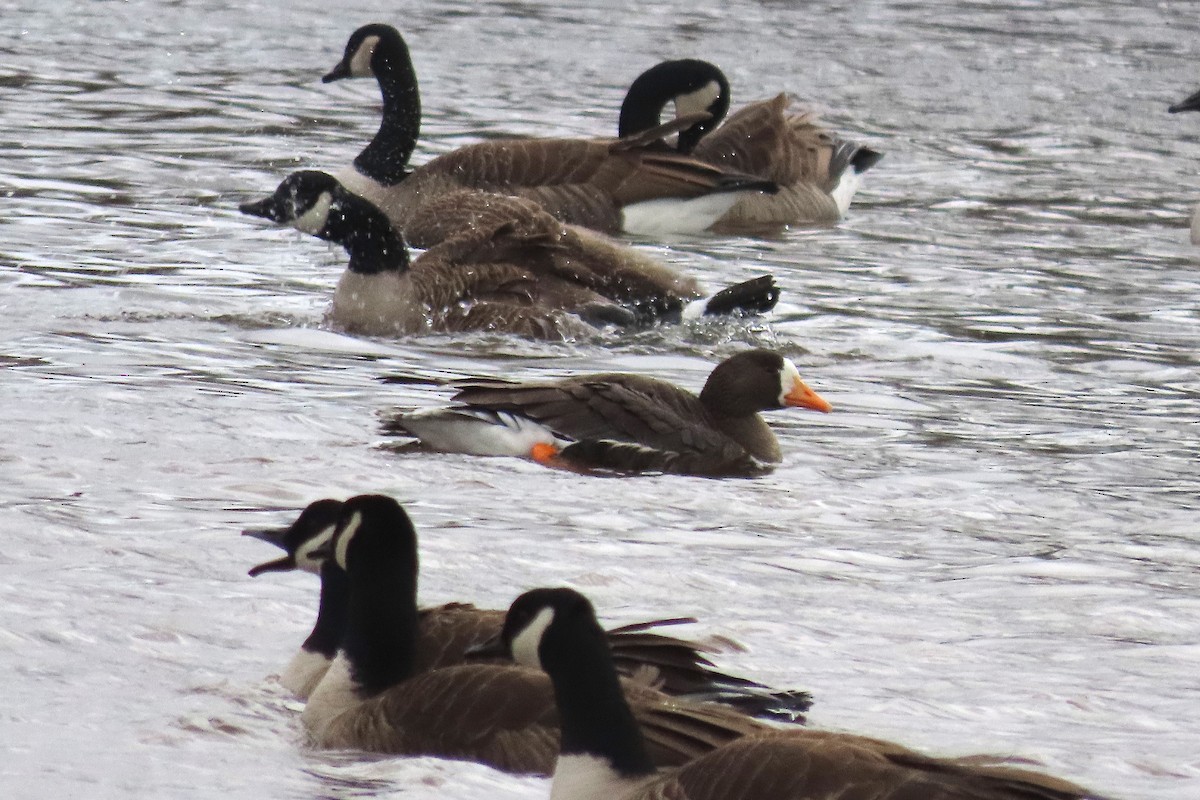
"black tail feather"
702,275,780,316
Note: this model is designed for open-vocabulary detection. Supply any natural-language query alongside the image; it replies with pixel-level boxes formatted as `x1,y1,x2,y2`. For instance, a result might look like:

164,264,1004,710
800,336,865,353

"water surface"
2,1,1199,798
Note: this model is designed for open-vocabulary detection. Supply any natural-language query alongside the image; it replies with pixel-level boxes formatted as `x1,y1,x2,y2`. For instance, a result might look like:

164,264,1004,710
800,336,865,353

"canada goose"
295,494,794,773
243,496,812,721
320,23,780,238
618,59,883,233
482,587,1111,800
1167,88,1200,244
240,172,781,339
382,349,832,476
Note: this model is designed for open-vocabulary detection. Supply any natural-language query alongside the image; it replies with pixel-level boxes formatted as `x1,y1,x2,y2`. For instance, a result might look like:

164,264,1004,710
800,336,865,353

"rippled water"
3,1,1199,798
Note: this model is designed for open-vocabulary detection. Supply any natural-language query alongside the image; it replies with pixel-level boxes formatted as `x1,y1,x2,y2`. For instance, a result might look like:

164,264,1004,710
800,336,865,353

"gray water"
2,0,1198,797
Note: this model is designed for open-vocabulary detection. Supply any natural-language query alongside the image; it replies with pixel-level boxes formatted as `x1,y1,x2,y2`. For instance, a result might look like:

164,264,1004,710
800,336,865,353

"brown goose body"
328,223,600,340
492,588,1112,800
399,189,702,305
305,655,772,774
245,499,813,720
298,495,785,776
385,349,832,476
619,60,882,233
324,24,777,238
692,95,858,232
241,173,777,341
622,730,1106,800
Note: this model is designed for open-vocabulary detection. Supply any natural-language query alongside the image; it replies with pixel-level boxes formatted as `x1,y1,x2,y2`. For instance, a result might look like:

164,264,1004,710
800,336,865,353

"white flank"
510,607,555,672
292,191,333,235
828,167,864,216
620,193,746,236
302,654,360,743
681,296,710,320
673,80,722,119
281,648,332,699
777,357,803,406
333,511,361,572
551,754,643,800
349,35,379,77
398,408,564,456
293,523,337,574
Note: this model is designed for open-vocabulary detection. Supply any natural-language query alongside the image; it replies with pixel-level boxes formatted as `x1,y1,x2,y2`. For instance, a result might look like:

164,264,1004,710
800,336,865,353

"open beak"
246,555,297,577
783,378,832,413
322,60,352,84
243,527,295,577
1169,88,1200,114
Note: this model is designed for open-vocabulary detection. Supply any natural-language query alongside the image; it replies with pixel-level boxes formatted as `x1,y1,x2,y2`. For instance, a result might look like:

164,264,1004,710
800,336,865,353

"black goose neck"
618,60,727,155
303,561,350,659
340,541,420,696
545,617,657,778
618,86,672,144
353,33,420,186
324,191,409,275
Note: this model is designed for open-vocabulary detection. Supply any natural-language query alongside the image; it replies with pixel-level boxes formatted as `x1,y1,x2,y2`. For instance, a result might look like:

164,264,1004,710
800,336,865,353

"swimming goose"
1167,88,1200,243
321,23,779,238
382,349,832,476
481,587,1111,800
295,494,791,773
619,59,883,233
240,172,781,338
243,497,812,721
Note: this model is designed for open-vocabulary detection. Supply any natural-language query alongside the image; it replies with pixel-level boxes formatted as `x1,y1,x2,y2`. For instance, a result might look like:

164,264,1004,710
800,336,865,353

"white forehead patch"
778,357,802,405
673,80,722,119
292,191,333,236
333,510,362,571
349,35,380,77
294,523,337,574
510,607,555,671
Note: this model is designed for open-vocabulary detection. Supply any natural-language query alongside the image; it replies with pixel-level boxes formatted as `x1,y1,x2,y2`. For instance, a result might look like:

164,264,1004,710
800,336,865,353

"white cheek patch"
349,35,379,77
294,523,337,573
292,191,333,235
334,511,362,571
673,80,722,119
778,357,802,405
510,607,555,671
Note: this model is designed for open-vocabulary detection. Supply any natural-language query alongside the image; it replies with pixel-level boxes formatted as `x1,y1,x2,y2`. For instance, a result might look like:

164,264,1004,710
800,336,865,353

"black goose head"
500,587,657,777
319,494,420,584
1169,87,1200,114
619,59,731,154
323,24,420,184
498,588,603,672
323,23,411,83
244,498,344,577
239,171,409,274
699,349,832,417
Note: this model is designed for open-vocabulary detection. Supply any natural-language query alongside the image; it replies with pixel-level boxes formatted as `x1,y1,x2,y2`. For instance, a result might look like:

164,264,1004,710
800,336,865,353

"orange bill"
783,378,832,413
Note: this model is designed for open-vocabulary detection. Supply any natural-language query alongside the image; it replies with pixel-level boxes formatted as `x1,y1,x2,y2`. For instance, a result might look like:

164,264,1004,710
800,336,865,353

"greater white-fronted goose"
239,172,780,339
243,497,812,721
619,59,883,233
1167,88,1200,243
479,587,1111,800
294,495,793,774
382,349,832,476
320,23,779,237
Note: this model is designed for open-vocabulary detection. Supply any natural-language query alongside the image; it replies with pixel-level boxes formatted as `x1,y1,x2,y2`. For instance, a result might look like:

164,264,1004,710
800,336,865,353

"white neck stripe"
292,191,333,236
334,511,361,571
510,607,555,671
